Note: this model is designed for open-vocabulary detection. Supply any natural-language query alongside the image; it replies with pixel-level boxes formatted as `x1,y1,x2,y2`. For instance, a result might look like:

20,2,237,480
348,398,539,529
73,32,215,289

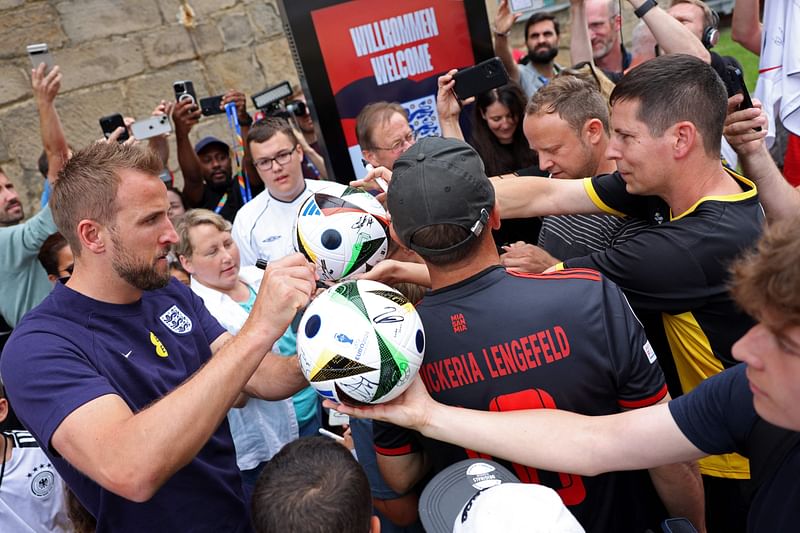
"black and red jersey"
375,266,668,532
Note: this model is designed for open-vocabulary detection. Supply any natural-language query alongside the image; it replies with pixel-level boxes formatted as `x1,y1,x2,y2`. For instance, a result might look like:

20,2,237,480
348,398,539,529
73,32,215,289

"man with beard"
494,0,562,98
0,141,317,532
173,90,264,223
0,170,55,335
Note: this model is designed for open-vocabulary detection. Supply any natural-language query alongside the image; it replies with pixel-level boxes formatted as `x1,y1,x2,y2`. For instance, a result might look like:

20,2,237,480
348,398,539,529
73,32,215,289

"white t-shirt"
0,430,70,532
755,0,800,145
232,180,330,267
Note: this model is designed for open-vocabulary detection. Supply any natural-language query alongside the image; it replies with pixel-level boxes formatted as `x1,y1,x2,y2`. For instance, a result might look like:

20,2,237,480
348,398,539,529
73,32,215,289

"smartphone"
453,57,509,100
726,65,762,131
200,95,225,116
27,43,54,73
99,113,130,142
130,114,172,140
173,80,197,107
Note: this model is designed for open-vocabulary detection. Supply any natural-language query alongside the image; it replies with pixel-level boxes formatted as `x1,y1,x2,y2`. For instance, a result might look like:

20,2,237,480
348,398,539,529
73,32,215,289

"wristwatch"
634,0,658,18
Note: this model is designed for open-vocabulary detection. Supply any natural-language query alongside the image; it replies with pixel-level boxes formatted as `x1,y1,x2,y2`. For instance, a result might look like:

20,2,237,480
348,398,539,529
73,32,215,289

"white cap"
452,482,585,533
419,459,584,533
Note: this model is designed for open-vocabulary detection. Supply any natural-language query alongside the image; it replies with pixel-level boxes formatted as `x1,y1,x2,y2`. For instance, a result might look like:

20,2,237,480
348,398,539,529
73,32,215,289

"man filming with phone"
172,88,262,223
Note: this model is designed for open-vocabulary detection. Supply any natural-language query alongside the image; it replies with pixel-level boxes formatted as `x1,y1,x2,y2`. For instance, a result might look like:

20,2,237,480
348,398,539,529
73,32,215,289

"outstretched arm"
172,99,205,206
436,70,470,141
569,0,594,66
493,0,522,84
492,175,600,219
32,64,69,186
145,100,173,167
328,377,705,477
731,0,762,55
628,0,710,62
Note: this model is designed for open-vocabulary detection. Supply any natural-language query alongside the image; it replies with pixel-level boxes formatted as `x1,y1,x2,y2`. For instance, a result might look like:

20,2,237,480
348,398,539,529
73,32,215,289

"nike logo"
120,350,132,359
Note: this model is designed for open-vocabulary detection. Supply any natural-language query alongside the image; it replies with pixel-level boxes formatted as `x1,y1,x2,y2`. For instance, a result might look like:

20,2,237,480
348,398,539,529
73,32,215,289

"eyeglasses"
59,263,74,278
371,131,415,153
254,145,298,171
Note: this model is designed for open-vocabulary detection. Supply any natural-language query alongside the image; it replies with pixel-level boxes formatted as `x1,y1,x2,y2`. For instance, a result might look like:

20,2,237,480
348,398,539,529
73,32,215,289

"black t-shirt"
565,172,763,397
376,266,669,532
194,177,264,224
670,365,800,532
493,163,548,248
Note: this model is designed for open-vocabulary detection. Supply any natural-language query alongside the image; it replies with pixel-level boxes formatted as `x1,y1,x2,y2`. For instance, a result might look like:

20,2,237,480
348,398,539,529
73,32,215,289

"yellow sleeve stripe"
554,262,565,271
583,177,628,217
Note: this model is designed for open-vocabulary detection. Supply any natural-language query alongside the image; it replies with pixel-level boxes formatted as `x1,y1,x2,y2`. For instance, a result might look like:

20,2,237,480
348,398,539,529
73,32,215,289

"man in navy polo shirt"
0,141,317,532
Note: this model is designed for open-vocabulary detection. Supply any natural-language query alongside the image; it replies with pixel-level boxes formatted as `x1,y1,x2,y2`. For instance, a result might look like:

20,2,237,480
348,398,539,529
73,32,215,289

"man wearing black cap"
372,136,704,532
172,92,263,222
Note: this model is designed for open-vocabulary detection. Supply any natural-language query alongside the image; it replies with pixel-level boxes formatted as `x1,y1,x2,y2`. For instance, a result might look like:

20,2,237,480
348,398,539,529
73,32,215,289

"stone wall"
1,0,637,217
0,0,298,215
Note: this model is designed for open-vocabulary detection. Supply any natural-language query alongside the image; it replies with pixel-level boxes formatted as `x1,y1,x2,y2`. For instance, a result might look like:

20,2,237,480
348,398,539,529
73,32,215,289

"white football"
297,279,425,405
294,183,389,281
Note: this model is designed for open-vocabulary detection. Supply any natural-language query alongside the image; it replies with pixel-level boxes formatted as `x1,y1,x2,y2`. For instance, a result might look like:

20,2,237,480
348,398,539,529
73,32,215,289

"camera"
285,100,308,117
251,81,293,114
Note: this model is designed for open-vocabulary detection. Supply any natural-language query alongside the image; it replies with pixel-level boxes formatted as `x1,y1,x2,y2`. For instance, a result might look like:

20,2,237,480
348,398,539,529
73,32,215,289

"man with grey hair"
585,0,630,75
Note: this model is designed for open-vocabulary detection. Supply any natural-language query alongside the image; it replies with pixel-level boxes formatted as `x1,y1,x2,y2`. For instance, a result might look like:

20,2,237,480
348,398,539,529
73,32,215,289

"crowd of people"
0,0,798,532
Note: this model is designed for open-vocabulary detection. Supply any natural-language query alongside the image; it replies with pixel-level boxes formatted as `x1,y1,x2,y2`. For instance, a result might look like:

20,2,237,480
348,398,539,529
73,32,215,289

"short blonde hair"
174,209,231,259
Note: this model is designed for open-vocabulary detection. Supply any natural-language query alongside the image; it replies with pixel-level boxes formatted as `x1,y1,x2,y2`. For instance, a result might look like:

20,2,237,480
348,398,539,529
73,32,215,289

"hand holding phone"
725,65,762,132
452,57,509,101
99,114,130,142
27,43,54,74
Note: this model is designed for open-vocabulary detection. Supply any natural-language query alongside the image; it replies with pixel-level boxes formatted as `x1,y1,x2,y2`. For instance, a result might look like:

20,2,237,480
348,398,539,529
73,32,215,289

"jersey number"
465,388,587,506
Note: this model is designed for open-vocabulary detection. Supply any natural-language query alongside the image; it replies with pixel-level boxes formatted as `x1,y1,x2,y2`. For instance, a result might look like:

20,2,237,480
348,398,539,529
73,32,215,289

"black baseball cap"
387,137,494,256
194,136,229,155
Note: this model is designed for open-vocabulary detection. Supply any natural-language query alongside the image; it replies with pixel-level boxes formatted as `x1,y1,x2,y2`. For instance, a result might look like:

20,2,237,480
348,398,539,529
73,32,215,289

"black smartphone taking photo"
99,113,130,142
452,57,509,101
173,80,197,108
726,65,762,132
200,95,225,116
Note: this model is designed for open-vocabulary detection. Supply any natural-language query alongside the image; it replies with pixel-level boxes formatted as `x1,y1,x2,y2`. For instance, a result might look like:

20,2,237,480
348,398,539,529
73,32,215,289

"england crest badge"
159,305,193,334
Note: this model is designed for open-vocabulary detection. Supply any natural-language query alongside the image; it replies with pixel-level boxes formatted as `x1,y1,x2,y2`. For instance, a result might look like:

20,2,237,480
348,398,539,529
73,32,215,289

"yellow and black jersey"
561,170,765,479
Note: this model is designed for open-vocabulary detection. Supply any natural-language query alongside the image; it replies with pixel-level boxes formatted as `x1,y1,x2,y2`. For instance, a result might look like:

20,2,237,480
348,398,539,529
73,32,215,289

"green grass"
715,28,760,92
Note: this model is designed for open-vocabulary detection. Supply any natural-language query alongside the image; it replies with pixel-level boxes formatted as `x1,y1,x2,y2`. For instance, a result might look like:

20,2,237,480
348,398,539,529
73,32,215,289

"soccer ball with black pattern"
293,183,389,281
297,279,425,405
